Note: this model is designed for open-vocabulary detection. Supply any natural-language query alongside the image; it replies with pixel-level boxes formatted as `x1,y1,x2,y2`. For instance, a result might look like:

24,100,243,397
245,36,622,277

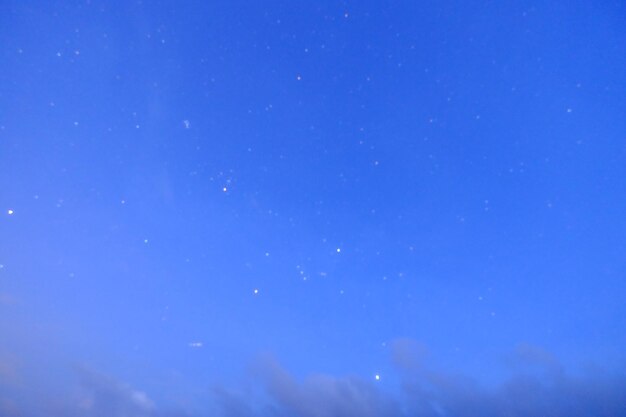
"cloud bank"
1,340,625,416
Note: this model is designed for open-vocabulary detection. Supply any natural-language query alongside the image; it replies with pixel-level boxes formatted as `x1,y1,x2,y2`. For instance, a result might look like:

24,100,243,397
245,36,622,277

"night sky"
1,1,626,416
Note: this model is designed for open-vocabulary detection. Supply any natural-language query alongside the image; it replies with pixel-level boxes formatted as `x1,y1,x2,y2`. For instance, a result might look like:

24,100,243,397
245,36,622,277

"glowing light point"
336,248,341,253
222,187,228,192
375,374,380,381
7,209,14,215
253,288,259,295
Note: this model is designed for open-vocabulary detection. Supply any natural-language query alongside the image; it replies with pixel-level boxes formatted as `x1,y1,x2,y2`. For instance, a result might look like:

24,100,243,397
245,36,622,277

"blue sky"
1,1,626,416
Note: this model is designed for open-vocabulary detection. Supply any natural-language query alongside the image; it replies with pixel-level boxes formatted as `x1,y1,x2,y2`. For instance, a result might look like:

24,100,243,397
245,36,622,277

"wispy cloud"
72,367,157,416
0,365,189,417
388,339,626,417
249,354,399,417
